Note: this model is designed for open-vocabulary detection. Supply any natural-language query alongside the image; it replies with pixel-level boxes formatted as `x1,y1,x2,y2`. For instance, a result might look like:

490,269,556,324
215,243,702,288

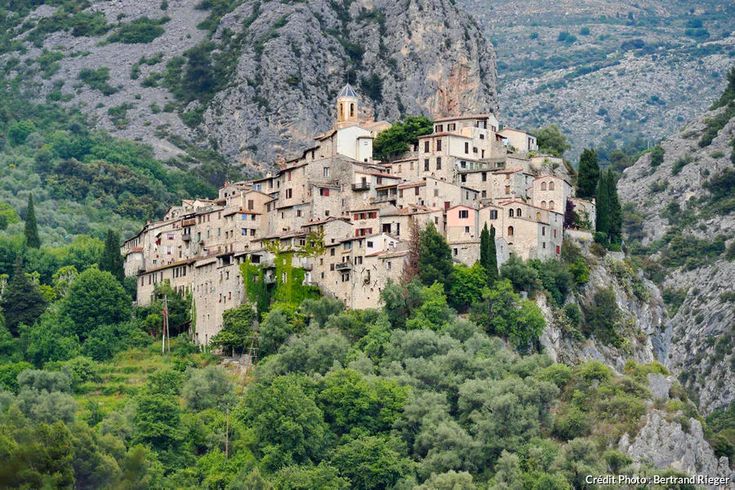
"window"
342,272,350,282
507,226,514,236
549,200,555,210
516,208,522,217
490,210,498,219
542,227,546,236
320,188,330,197
553,229,557,238
349,103,354,117
436,124,443,132
461,174,467,183
434,188,439,197
247,199,254,210
482,172,487,182
250,229,256,236
549,181,555,190
448,123,455,131
330,248,335,256
424,141,430,152
367,240,374,247
453,248,458,256
382,224,391,233
481,190,487,198
509,209,514,218
504,185,510,194
542,242,546,249
473,147,478,153
541,182,547,191
241,228,247,236
436,157,442,170
330,264,335,271
323,167,330,177
415,187,420,196
424,159,429,171
464,142,469,154
459,209,469,219
541,201,547,208
297,210,302,217
285,188,293,199
464,226,470,233
436,139,442,151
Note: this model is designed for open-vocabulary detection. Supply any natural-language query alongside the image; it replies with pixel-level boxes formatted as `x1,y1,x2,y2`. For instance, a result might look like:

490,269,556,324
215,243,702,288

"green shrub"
108,17,167,44
78,67,117,95
649,146,664,167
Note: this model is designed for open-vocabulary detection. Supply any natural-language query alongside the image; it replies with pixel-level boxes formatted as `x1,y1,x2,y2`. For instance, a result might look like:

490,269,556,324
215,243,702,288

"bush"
108,17,167,44
581,288,622,346
553,406,591,440
78,67,117,95
649,146,664,167
373,116,433,161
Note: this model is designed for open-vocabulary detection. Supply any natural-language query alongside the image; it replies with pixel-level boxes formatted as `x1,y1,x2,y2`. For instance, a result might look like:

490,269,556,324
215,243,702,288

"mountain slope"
3,0,498,168
618,73,735,414
459,0,735,160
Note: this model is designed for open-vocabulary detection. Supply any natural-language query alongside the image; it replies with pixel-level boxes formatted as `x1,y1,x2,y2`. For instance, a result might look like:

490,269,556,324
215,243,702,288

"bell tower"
336,83,358,127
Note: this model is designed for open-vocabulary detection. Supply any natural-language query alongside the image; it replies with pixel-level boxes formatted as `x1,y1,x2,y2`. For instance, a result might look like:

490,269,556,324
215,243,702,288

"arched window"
549,200,555,210
541,182,547,191
350,103,355,117
517,208,522,217
509,209,514,218
339,103,344,120
507,226,514,236
549,181,555,191
541,201,547,208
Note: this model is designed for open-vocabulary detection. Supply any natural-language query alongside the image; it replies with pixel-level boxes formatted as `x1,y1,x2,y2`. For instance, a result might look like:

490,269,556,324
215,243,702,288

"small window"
549,181,555,191
323,167,330,177
459,210,469,219
437,139,442,152
436,157,442,170
367,241,374,247
541,182,547,191
507,226,514,236
464,142,469,154
541,201,547,208
482,172,487,182
320,188,330,197
516,208,522,217
464,226,470,233
424,159,430,171
424,141,430,152
490,210,498,219
549,200,555,210
509,209,514,218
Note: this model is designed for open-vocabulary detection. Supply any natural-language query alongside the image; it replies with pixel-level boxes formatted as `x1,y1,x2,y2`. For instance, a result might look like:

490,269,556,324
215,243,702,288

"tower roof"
338,83,357,98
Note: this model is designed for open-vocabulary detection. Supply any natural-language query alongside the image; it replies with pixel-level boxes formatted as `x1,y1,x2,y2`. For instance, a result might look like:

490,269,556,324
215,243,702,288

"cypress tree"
418,222,453,290
1,258,47,335
24,193,40,248
577,149,600,199
480,224,498,285
606,170,623,244
100,230,125,282
595,172,610,237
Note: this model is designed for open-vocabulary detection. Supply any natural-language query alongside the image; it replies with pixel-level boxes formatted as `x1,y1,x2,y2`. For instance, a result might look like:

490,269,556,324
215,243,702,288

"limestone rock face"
539,243,668,373
203,0,499,167
617,104,735,415
619,410,733,483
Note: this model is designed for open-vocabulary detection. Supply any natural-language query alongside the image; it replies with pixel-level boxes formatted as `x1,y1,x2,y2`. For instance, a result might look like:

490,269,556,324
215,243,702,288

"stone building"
122,85,595,345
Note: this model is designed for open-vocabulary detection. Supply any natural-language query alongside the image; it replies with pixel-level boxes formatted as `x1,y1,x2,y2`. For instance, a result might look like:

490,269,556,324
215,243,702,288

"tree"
329,435,412,490
60,267,131,340
274,464,349,490
210,303,256,355
479,224,498,285
380,280,423,329
595,172,610,237
606,170,623,244
132,394,183,451
2,259,47,335
182,366,235,411
418,222,453,290
242,375,329,471
534,125,570,157
100,230,125,282
373,116,433,161
448,263,486,312
469,279,546,349
402,217,420,283
0,201,20,231
576,149,600,199
24,193,40,248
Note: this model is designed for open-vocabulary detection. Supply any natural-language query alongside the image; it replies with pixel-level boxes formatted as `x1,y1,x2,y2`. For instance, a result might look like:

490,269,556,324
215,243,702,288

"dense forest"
1,195,732,488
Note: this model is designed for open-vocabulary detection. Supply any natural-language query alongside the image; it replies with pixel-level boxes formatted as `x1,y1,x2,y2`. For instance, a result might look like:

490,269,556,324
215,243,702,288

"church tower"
336,84,359,127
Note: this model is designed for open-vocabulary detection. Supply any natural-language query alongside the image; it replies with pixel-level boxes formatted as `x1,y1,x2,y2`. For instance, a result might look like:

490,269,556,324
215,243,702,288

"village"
122,85,596,345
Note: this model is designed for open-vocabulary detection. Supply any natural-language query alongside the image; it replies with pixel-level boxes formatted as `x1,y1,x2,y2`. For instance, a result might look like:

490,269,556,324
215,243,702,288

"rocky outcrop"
202,0,498,167
618,100,735,414
619,410,733,483
539,239,668,373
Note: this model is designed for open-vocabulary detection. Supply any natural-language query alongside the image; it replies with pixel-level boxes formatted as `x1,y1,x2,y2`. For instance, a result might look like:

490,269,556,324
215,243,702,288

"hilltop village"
122,85,596,345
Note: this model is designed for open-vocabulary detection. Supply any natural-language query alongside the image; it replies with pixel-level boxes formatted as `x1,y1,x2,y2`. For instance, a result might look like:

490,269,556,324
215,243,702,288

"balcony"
352,182,370,191
182,218,196,227
335,262,352,271
182,233,191,241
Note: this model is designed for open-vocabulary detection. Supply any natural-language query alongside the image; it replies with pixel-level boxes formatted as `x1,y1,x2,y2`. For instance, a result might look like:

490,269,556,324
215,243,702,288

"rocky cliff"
618,83,735,415
202,0,498,168
4,0,497,169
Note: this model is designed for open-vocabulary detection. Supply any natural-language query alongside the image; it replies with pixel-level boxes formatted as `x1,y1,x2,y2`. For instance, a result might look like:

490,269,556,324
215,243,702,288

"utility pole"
161,294,170,354
224,408,230,458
